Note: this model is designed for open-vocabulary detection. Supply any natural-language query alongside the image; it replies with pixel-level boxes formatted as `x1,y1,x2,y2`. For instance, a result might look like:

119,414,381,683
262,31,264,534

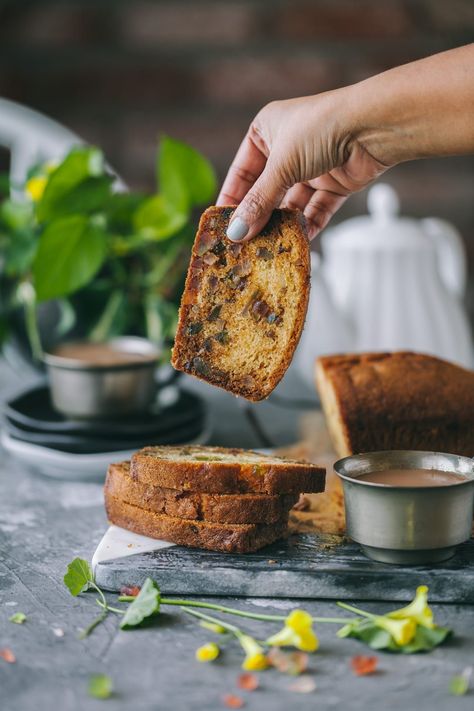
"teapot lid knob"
367,183,400,221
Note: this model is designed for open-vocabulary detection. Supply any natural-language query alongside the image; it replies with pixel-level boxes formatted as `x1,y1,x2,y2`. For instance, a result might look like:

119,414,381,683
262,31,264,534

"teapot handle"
421,218,467,297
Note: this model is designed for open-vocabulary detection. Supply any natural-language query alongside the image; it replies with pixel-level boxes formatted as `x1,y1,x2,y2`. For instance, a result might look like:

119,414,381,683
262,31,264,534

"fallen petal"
351,655,378,676
222,693,245,708
267,647,290,673
237,673,259,691
287,675,316,693
0,648,16,663
287,652,309,675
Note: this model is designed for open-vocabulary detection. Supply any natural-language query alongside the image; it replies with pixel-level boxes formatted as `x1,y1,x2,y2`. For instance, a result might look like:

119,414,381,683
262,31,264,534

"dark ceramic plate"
5,384,205,438
2,418,206,454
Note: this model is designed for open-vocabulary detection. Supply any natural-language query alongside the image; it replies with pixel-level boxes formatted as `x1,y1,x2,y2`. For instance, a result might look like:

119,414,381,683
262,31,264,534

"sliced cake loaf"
316,351,474,457
129,445,326,495
105,496,288,554
171,206,311,401
105,461,298,525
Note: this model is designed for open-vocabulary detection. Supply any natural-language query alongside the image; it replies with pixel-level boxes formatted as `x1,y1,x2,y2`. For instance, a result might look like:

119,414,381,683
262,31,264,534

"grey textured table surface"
0,362,473,711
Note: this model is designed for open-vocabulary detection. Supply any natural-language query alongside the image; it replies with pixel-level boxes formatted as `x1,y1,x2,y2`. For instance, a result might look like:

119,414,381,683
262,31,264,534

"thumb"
226,164,287,242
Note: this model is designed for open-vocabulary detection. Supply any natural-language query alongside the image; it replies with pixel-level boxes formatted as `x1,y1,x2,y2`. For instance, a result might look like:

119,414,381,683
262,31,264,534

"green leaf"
37,147,105,222
33,215,107,301
449,669,471,696
4,228,38,276
0,200,34,231
88,674,113,699
338,618,451,654
63,557,94,597
0,172,10,195
105,192,144,232
158,135,217,211
399,625,451,654
133,194,187,241
9,612,26,624
38,176,114,219
120,578,160,629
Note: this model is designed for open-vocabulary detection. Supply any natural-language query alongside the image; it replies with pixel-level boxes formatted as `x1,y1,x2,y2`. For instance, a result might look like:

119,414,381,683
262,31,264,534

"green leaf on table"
9,612,26,624
449,668,472,696
133,194,188,241
120,578,160,629
88,674,113,699
400,625,451,654
64,558,95,596
337,618,451,654
37,147,106,222
158,135,217,211
32,215,107,301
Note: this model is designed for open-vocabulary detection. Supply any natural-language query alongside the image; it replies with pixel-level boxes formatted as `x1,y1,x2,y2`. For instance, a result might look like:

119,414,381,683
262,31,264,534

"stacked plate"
1,383,209,480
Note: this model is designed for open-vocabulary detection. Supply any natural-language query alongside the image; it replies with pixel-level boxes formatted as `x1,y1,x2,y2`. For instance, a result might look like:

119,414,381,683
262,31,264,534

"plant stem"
89,289,123,342
96,599,125,615
164,599,354,624
162,598,285,622
79,610,108,639
337,601,375,620
181,607,240,635
118,595,356,624
22,283,42,360
91,582,108,611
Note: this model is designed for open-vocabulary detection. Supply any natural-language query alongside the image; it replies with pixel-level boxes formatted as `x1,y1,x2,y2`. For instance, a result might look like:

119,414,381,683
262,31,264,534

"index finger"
216,131,268,206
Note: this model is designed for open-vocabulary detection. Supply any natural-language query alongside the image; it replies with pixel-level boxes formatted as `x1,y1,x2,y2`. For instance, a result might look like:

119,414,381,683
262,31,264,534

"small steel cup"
334,450,474,565
44,337,171,419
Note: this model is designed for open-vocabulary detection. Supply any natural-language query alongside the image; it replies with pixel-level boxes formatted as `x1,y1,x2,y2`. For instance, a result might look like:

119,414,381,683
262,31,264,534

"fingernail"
227,217,248,242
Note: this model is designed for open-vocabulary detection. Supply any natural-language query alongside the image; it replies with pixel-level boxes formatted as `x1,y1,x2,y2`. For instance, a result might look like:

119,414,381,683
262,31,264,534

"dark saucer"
3,384,207,454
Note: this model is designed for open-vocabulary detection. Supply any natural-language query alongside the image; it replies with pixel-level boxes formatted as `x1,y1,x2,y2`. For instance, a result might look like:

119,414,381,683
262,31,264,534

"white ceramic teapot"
294,183,473,391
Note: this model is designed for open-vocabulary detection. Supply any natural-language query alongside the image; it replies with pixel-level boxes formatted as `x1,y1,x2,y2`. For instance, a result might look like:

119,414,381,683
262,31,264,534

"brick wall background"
0,0,473,316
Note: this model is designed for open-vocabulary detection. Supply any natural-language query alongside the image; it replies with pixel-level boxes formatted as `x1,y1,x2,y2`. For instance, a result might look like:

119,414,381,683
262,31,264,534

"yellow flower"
375,616,417,646
388,586,434,629
239,634,269,671
265,610,319,653
195,642,220,662
25,176,47,202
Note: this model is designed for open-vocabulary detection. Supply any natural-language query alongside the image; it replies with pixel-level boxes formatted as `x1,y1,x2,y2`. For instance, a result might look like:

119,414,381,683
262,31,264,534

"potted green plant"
0,136,217,367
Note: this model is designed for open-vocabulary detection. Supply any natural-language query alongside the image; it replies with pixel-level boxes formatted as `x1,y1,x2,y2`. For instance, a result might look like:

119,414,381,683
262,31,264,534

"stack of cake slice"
104,445,326,553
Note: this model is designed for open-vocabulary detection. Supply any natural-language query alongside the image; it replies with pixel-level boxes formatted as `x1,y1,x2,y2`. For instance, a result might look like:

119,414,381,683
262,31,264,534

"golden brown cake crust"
171,206,310,401
129,445,326,495
316,351,474,457
105,462,298,524
105,495,288,553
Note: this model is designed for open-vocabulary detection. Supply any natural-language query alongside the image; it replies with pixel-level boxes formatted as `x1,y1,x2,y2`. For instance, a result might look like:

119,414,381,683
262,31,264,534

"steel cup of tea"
43,337,176,419
334,450,474,565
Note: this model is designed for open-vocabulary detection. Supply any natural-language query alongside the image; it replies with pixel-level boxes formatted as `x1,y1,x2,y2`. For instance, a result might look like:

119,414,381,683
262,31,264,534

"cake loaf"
316,351,474,457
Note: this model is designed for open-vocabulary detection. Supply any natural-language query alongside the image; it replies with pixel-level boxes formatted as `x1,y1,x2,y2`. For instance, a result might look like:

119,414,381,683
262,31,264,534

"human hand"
217,45,474,242
217,90,389,241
